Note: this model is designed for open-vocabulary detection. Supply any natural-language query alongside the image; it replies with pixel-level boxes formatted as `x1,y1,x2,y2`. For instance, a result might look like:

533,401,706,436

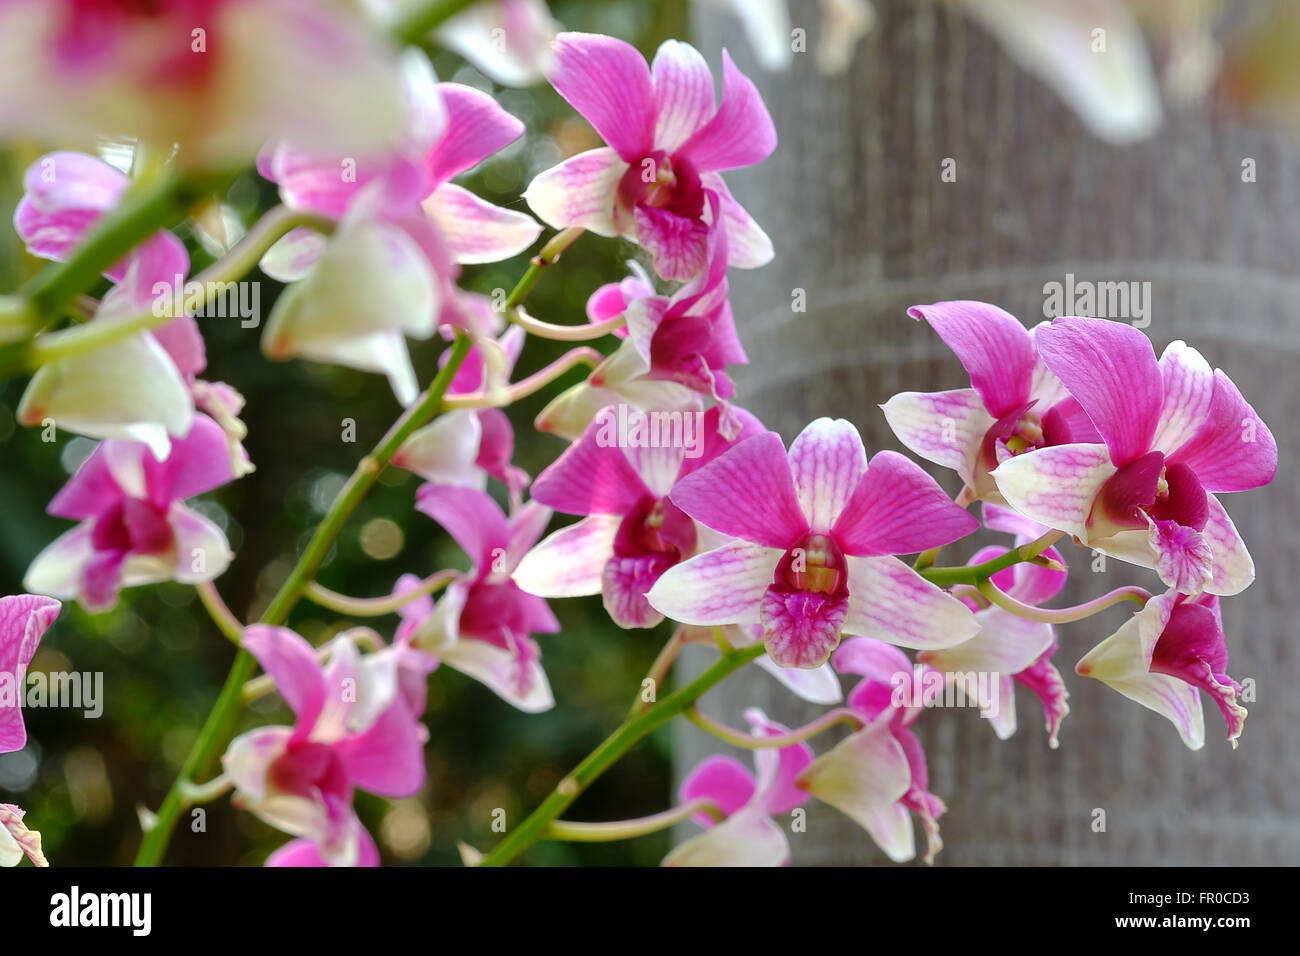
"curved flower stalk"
919,504,1071,746
223,625,430,867
400,486,559,712
1076,588,1247,749
993,317,1276,595
24,414,237,612
882,300,1101,506
524,33,776,280
514,403,763,629
664,708,813,866
0,0,409,166
648,418,980,668
795,638,946,863
0,594,61,867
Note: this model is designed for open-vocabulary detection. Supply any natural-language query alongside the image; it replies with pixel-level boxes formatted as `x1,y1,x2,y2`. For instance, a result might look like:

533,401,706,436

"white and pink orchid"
647,418,981,668
993,317,1276,596
524,33,775,280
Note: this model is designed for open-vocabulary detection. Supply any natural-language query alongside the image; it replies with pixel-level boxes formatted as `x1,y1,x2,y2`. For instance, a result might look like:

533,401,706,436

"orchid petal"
843,555,979,650
645,541,779,626
834,451,979,556
991,442,1116,540
549,33,656,162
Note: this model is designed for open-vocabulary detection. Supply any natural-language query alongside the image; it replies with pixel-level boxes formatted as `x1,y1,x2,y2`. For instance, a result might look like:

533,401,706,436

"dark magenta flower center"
775,532,848,597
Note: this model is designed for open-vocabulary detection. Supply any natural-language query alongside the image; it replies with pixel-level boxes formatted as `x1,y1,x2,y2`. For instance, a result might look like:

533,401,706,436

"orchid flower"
513,404,763,629
0,0,409,166
224,625,429,867
398,486,559,712
524,33,775,280
24,414,236,612
1076,589,1247,749
1,594,62,867
664,708,812,866
882,300,1102,506
260,56,540,403
794,637,946,862
918,504,1071,746
646,418,980,668
14,151,254,468
993,317,1276,596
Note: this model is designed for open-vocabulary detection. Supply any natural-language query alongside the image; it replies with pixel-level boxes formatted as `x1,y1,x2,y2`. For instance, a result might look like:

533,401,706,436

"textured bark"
677,0,1299,865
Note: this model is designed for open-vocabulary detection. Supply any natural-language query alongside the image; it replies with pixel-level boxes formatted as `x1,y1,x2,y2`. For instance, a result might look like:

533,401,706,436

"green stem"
917,530,1065,586
543,798,725,843
303,569,457,617
478,644,765,867
504,228,585,311
133,332,473,866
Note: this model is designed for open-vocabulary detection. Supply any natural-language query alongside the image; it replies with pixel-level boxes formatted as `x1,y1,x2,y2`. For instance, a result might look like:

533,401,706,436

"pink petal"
651,40,716,153
842,555,980,650
670,431,807,547
1034,317,1162,465
755,655,844,705
880,388,994,491
634,204,709,280
833,450,978,556
440,635,555,713
832,636,913,685
1152,340,1213,457
907,301,1036,418
1147,518,1213,596
416,484,510,572
645,541,779,626
0,595,61,754
700,174,773,269
513,514,620,598
678,50,776,172
242,626,326,736
334,701,426,797
1167,368,1277,494
523,147,627,235
529,410,651,516
662,806,790,866
745,707,814,815
786,418,868,532
549,32,656,162
991,443,1116,540
761,587,849,669
679,754,756,822
144,413,235,504
426,82,526,187
0,803,48,867
1202,494,1254,596
423,183,541,264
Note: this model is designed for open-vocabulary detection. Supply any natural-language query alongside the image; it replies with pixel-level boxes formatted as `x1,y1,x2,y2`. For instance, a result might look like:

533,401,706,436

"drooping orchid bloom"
918,504,1071,747
882,300,1102,506
398,487,559,712
664,708,812,866
0,0,408,166
0,804,47,868
259,56,540,403
513,404,763,629
1076,589,1247,749
223,626,429,867
796,637,946,863
524,33,775,280
647,418,980,669
23,415,235,612
993,318,1276,596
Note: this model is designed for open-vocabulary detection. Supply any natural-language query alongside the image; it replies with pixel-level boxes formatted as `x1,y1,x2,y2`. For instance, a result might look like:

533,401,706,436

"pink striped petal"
1152,341,1213,457
0,803,48,867
0,595,61,754
746,707,814,815
908,301,1036,418
334,700,426,797
787,418,868,532
679,51,776,172
1167,368,1276,493
645,541,779,625
842,555,979,650
512,514,620,598
880,388,994,489
523,147,627,234
529,411,651,516
701,174,774,268
991,443,1116,540
441,638,555,713
426,83,526,186
833,450,978,556
651,40,715,153
416,484,510,572
671,431,806,547
423,183,541,264
919,607,1054,677
1034,317,1162,465
549,33,656,162
1202,494,1254,596
242,626,326,736
679,754,756,820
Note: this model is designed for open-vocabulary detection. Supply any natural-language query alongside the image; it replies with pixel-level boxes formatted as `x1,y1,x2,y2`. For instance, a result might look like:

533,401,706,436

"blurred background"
2,0,1297,865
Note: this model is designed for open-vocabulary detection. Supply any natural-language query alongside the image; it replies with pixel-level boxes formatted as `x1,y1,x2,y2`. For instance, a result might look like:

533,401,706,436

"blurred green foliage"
0,0,696,865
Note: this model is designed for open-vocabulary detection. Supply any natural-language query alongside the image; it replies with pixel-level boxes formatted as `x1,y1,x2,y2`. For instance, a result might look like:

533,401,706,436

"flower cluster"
0,7,1277,869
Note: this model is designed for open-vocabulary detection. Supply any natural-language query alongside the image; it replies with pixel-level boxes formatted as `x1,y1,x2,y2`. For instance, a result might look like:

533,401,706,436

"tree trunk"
678,0,1299,865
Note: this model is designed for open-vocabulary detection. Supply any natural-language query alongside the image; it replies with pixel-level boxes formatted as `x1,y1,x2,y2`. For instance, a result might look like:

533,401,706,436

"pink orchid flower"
223,625,430,867
0,804,48,867
23,414,235,612
882,301,1102,506
0,0,408,166
1076,589,1247,749
646,418,981,668
582,199,748,432
513,403,763,629
14,150,252,467
664,708,812,866
524,33,776,280
919,504,1071,747
993,318,1276,596
398,486,559,712
796,637,946,863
